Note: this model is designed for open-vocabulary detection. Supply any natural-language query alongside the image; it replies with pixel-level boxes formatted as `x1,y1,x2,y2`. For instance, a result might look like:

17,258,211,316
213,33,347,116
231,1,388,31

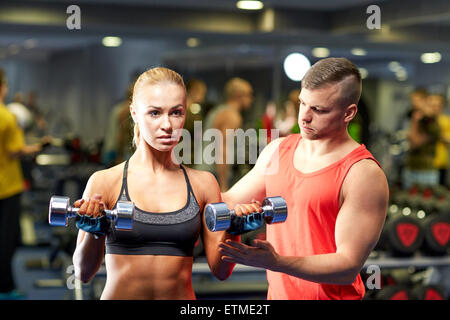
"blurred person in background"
101,83,134,167
0,69,47,299
198,77,254,191
275,89,301,136
7,92,33,132
403,89,440,189
430,93,450,186
183,79,207,167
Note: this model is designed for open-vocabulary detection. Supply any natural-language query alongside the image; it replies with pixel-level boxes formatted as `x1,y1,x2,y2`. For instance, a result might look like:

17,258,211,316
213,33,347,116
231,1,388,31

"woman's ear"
130,103,137,123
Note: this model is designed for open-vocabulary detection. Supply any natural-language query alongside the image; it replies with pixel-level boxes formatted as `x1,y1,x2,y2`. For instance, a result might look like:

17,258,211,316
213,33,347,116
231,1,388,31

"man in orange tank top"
219,57,389,300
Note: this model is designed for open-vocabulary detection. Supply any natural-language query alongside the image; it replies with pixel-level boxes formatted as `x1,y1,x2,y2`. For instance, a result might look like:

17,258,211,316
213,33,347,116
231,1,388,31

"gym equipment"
377,205,424,256
376,285,412,300
48,196,134,230
411,284,446,300
205,196,287,232
420,212,450,256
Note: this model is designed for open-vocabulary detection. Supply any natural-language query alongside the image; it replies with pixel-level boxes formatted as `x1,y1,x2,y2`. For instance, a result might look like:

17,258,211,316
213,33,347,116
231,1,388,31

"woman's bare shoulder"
182,166,221,205
83,162,125,206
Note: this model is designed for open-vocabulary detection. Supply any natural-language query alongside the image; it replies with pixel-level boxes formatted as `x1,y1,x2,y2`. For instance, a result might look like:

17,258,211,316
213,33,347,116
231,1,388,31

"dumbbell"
377,204,424,256
205,196,287,232
48,196,134,230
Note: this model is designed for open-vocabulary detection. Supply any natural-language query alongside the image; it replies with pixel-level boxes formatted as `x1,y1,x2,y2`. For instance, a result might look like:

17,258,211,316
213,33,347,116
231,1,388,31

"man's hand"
227,200,264,235
218,239,280,270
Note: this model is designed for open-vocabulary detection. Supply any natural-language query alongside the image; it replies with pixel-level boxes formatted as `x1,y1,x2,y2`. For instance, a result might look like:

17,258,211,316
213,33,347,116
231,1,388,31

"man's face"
0,80,8,101
411,92,427,110
239,84,254,110
428,95,444,116
298,84,351,140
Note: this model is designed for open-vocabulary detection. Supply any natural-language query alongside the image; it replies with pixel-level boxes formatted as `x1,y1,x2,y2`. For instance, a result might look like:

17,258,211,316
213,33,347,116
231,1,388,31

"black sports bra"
105,160,201,257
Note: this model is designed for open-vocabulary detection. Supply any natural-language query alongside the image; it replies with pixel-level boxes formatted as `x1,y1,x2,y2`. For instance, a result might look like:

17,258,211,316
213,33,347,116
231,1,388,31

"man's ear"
344,104,358,123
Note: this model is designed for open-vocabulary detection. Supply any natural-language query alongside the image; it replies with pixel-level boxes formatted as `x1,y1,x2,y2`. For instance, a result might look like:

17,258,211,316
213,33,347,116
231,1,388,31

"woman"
72,67,255,300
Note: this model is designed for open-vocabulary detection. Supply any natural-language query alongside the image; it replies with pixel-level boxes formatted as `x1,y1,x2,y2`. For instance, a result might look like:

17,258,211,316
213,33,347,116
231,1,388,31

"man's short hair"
224,77,251,100
301,57,362,108
412,87,428,97
0,68,5,86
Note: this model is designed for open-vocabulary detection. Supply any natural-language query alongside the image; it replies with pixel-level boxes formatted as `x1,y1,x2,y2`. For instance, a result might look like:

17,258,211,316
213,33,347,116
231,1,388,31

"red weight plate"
424,288,444,300
391,290,408,300
431,222,450,246
396,223,419,247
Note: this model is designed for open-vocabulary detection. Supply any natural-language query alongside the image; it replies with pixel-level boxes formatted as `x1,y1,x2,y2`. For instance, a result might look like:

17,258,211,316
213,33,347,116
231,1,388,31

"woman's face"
131,82,186,152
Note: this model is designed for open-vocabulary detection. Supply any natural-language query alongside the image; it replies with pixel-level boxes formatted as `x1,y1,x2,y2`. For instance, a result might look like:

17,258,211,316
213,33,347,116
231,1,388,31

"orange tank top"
264,134,380,300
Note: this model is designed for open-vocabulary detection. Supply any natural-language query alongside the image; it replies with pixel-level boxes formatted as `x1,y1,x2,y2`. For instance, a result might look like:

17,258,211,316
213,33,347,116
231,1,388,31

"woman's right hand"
73,194,105,218
74,194,110,238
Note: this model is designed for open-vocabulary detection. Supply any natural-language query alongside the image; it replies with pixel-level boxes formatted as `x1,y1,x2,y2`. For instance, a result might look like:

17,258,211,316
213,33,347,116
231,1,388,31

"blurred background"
0,0,449,300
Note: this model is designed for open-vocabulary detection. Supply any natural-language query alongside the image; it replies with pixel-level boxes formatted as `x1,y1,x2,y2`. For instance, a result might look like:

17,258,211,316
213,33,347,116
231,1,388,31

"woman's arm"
199,171,241,280
72,171,108,283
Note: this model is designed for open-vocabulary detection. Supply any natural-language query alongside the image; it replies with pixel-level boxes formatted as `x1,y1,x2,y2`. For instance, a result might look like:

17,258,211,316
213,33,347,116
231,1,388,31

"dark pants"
0,193,22,293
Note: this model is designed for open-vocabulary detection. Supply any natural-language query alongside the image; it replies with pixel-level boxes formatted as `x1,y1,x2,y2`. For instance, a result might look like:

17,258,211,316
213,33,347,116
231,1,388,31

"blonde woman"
72,67,259,300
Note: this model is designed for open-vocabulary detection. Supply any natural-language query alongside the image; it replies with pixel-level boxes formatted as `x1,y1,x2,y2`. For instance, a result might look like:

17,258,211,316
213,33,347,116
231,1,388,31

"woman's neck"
130,141,179,173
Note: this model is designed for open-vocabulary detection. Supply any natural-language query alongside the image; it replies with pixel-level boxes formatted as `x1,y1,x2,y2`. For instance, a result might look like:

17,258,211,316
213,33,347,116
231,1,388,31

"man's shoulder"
345,158,387,190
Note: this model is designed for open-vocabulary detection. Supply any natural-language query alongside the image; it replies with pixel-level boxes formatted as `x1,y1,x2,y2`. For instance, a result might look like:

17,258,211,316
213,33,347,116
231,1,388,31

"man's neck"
226,100,241,112
299,131,357,158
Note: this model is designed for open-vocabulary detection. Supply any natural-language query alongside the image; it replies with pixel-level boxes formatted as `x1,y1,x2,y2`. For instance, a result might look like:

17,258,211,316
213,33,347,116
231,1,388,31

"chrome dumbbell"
48,196,134,230
205,196,288,232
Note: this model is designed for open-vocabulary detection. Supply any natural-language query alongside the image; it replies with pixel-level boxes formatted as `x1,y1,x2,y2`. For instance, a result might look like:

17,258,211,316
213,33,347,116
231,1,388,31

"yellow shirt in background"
0,103,25,199
434,114,450,169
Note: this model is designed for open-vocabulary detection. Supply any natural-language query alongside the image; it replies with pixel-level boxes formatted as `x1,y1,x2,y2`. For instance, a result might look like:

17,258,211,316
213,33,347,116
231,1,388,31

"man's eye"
312,107,323,113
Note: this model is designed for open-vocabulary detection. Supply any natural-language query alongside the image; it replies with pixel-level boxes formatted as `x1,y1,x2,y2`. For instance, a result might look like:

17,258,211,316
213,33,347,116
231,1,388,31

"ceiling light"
190,103,202,115
23,39,37,49
102,36,122,47
396,70,408,81
358,68,368,79
283,53,311,82
351,48,367,56
236,1,264,10
312,47,330,58
388,61,402,72
186,37,200,48
421,52,441,64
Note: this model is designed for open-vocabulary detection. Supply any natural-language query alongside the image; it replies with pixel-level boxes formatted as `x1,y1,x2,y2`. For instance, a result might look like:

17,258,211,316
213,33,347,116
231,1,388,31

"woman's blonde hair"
131,67,186,148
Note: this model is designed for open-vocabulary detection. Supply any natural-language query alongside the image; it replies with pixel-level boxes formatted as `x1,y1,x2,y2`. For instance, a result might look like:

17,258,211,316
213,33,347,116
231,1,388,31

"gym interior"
0,0,449,300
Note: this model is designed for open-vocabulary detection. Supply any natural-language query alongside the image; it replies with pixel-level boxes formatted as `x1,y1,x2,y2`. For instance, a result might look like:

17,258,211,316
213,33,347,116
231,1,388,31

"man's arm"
220,159,389,285
408,111,430,149
221,137,285,209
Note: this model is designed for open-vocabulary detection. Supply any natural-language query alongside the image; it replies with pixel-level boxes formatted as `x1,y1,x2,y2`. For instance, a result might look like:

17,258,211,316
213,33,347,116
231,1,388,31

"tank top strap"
118,160,130,202
179,164,195,196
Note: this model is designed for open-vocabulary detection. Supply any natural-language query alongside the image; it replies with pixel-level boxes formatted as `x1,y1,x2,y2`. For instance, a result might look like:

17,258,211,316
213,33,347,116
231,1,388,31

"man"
199,77,253,191
430,94,450,186
0,69,45,298
218,58,389,300
404,90,440,189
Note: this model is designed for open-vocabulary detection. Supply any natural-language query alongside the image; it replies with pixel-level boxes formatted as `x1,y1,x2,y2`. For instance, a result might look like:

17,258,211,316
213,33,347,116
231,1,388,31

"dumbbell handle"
64,206,118,220
205,196,287,232
228,204,273,220
49,196,134,230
